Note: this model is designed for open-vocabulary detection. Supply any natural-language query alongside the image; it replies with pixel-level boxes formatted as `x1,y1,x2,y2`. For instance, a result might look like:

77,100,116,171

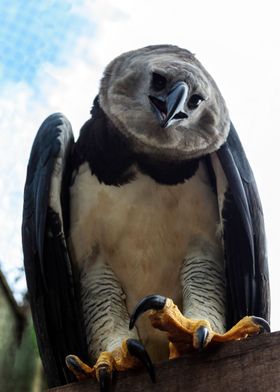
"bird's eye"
187,94,204,110
151,72,167,92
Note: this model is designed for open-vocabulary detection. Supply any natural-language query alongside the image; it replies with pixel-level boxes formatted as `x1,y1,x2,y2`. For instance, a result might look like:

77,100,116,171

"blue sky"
0,0,96,296
0,0,280,332
0,0,95,83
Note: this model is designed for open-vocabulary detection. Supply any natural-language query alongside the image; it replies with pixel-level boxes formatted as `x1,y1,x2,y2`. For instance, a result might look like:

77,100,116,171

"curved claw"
129,294,167,330
195,326,209,350
126,339,156,383
252,316,271,333
98,366,112,392
65,355,93,380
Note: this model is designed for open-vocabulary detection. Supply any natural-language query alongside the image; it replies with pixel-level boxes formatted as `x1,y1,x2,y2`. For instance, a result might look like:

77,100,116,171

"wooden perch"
49,331,280,392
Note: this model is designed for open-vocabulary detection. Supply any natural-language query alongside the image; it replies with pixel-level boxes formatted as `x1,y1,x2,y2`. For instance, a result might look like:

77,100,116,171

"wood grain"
49,331,280,392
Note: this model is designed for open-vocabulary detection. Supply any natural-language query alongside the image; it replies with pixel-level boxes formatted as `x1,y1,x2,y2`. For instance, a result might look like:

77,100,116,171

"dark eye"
151,72,167,92
187,94,204,110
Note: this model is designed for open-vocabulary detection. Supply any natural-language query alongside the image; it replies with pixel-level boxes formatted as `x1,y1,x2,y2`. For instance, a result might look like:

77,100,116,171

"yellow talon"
131,296,270,359
65,354,95,380
66,338,155,385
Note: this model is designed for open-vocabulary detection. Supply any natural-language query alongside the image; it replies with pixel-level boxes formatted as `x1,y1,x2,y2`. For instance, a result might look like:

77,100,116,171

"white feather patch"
49,116,73,218
69,160,225,359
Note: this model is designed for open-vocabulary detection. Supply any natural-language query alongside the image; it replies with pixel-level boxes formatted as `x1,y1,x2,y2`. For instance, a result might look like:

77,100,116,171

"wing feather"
211,123,270,328
22,114,88,387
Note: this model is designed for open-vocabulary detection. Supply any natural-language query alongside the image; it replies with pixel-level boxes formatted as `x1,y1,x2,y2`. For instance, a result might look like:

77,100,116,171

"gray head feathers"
99,45,230,161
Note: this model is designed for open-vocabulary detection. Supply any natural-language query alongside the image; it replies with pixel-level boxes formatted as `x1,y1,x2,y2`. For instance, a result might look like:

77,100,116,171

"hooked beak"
149,81,189,128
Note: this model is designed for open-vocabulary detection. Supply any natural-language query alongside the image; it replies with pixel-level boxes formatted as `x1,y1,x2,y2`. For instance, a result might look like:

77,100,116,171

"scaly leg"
66,338,154,387
129,295,270,358
130,242,270,358
66,258,154,391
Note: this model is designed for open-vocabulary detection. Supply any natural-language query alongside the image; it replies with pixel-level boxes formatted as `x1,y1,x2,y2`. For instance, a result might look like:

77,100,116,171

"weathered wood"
49,331,280,392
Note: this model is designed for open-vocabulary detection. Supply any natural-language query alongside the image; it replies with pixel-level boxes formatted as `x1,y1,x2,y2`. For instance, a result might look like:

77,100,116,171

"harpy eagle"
22,45,270,390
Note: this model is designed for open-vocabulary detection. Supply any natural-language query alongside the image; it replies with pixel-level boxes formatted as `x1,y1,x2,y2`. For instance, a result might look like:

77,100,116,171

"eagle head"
99,44,230,161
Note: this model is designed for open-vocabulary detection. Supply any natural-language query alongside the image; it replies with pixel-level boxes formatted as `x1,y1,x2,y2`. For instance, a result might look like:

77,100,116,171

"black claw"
252,316,271,333
66,355,79,371
196,326,209,350
127,339,156,383
129,295,167,330
99,366,112,392
65,355,87,377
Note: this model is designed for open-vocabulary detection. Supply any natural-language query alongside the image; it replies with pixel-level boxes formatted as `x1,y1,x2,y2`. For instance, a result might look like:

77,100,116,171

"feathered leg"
66,258,154,391
130,240,269,357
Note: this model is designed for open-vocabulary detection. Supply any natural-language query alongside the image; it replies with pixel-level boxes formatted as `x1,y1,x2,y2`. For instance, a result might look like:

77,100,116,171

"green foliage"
0,283,45,391
13,317,41,391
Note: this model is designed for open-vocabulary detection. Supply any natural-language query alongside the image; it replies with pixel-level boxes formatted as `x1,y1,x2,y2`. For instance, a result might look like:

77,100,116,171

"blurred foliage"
0,272,45,391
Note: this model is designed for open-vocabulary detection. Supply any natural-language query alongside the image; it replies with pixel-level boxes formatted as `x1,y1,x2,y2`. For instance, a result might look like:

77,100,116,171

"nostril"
173,111,188,120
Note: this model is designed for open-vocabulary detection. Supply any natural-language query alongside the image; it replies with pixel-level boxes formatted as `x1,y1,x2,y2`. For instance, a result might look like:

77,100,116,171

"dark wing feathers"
22,114,88,387
216,123,270,328
217,141,255,262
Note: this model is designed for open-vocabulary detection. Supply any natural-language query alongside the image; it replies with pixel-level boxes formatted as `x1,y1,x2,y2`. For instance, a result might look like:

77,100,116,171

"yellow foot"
129,295,270,359
66,339,155,391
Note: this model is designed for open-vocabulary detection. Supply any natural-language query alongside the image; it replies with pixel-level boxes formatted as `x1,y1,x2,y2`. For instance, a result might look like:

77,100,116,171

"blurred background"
0,0,279,389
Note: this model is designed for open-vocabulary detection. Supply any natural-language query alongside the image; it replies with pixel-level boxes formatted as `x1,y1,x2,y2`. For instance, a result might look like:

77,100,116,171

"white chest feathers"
68,161,221,308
